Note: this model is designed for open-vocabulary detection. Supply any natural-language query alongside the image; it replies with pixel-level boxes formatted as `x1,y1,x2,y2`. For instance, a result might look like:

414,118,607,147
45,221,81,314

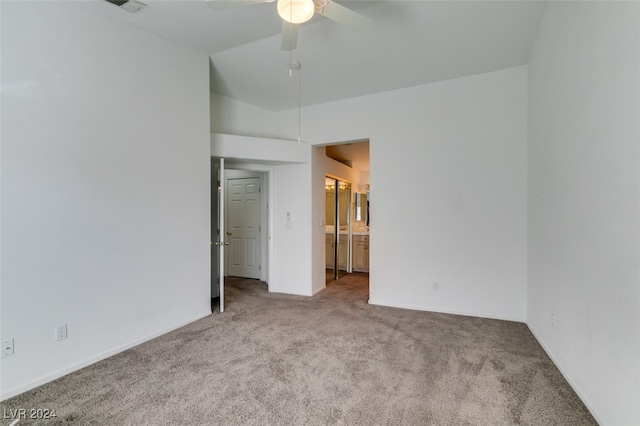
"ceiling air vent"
105,0,147,13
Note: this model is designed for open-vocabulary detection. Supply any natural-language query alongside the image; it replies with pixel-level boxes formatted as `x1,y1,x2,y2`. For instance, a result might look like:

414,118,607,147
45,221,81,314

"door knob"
227,231,233,236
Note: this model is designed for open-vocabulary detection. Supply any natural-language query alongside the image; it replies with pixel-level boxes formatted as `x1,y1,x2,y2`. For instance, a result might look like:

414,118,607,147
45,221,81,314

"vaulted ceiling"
75,1,547,111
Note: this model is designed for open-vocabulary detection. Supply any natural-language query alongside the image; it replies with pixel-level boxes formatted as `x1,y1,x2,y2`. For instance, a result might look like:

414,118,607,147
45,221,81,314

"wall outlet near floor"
432,281,440,291
551,313,556,328
56,324,68,341
2,338,14,357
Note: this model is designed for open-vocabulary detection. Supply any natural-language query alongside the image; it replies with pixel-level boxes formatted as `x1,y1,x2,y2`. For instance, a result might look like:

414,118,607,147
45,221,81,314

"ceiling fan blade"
317,1,372,33
281,21,299,51
206,0,266,11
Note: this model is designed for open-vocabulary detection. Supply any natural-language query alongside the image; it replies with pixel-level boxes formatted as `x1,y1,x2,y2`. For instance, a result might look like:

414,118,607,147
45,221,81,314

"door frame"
211,156,275,306
224,165,272,288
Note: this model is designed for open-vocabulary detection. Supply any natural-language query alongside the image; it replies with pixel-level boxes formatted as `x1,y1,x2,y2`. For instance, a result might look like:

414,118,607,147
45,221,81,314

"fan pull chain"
287,29,302,143
298,52,301,143
289,39,293,77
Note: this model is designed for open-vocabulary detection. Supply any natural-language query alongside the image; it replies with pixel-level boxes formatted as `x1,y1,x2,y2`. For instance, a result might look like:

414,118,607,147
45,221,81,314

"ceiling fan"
206,0,372,51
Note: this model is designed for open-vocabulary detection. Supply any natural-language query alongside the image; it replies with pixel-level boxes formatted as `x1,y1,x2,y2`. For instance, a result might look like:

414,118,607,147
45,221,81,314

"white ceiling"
74,0,547,111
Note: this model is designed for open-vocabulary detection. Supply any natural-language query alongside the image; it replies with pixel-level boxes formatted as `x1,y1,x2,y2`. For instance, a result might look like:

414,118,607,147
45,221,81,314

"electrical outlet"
56,324,68,341
551,313,556,328
432,281,440,291
2,338,14,358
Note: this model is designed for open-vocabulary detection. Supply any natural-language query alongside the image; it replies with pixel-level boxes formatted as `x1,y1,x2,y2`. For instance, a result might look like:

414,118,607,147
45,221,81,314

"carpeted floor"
1,274,595,425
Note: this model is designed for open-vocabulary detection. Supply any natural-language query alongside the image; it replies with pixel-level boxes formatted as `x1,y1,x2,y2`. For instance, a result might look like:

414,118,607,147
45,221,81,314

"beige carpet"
1,274,595,425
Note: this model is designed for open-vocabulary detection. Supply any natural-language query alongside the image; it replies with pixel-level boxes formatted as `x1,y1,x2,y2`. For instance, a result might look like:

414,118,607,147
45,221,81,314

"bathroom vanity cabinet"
352,234,369,272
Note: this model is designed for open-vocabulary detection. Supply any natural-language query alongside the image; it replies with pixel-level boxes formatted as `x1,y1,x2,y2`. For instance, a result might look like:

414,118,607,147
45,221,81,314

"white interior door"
226,177,261,279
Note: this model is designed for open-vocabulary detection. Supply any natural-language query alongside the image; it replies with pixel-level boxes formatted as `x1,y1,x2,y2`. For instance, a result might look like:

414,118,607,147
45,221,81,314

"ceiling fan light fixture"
277,0,314,24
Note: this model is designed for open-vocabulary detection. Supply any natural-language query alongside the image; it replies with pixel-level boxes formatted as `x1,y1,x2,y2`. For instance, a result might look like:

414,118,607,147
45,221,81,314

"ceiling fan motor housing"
277,0,315,24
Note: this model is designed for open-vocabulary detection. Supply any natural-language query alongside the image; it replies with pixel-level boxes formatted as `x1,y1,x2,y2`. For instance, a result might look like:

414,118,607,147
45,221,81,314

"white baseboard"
526,325,602,425
367,298,525,323
1,310,211,401
312,285,326,296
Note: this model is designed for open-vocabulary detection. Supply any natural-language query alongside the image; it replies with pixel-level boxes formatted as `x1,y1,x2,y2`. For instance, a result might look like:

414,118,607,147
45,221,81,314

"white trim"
367,299,525,323
0,311,211,401
312,285,327,296
219,158,225,312
527,326,602,425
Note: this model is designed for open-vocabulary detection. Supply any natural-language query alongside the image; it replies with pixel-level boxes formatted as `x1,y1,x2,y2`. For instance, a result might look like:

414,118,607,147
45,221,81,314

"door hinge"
259,226,261,232
259,264,262,271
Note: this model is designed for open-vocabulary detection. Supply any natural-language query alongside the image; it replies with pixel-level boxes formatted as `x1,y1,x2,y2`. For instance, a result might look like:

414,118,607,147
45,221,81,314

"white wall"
300,67,528,321
272,163,313,295
527,2,640,425
0,2,211,399
323,153,356,184
311,147,327,294
211,92,279,138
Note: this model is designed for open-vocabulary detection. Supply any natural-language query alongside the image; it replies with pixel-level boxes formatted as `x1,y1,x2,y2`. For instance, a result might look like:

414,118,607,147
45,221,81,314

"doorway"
322,141,370,289
211,160,271,312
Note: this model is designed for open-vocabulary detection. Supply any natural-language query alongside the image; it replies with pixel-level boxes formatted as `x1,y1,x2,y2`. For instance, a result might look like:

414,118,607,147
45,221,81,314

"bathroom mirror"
355,192,367,223
325,180,351,229
337,182,350,230
325,184,335,226
355,191,369,225
325,177,351,282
